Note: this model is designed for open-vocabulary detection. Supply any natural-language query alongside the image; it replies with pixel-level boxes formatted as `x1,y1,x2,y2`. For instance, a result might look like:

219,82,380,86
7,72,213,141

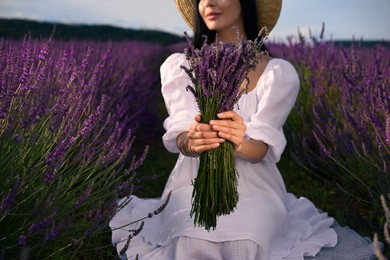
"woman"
110,0,337,259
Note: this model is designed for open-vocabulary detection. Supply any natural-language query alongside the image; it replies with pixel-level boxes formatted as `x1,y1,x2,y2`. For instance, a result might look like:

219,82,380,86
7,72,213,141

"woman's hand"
180,112,267,162
186,115,225,154
209,111,247,152
210,111,268,163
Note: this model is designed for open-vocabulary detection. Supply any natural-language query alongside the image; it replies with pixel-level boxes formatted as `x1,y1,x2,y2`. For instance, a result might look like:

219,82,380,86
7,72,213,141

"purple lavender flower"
119,221,144,256
386,114,390,147
313,130,331,157
1,179,20,213
130,145,149,171
43,170,55,184
74,184,93,209
44,135,75,183
80,95,107,140
20,40,32,85
182,29,264,116
18,233,27,246
38,37,52,61
118,180,134,198
44,227,57,243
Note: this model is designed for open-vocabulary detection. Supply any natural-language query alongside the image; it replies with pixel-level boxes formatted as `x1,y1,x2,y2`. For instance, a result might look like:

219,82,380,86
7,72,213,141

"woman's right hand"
187,114,225,154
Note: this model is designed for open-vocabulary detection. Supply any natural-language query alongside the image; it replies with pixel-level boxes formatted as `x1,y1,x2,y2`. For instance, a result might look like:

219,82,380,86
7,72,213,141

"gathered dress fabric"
110,53,337,260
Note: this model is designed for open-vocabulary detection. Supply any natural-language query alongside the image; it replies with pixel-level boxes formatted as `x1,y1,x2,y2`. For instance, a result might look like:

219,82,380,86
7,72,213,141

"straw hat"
175,0,282,32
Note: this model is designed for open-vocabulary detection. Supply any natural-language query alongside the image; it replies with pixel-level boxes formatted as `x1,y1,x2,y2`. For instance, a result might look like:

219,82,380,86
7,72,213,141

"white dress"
110,53,337,260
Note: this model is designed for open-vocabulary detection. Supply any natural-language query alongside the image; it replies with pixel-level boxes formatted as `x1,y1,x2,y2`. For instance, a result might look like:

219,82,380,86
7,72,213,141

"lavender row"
0,37,167,258
269,40,389,223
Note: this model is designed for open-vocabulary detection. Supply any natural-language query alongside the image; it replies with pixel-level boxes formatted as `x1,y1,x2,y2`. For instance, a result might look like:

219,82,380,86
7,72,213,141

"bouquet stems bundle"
181,28,268,231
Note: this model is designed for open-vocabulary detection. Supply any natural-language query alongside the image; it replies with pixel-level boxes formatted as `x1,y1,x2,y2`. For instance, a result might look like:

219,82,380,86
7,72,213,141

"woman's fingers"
194,114,201,123
188,122,225,153
189,135,224,154
187,111,247,153
209,114,247,136
187,127,224,148
189,122,218,138
208,111,246,150
210,121,246,132
214,131,242,146
216,111,243,122
190,142,221,154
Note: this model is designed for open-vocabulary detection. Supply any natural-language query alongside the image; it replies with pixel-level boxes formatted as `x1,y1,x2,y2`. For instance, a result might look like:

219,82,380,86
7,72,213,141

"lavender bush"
268,37,389,232
0,36,165,258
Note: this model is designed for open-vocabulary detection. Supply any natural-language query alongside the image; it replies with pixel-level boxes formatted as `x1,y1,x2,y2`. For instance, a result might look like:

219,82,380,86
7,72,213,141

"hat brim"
175,0,282,33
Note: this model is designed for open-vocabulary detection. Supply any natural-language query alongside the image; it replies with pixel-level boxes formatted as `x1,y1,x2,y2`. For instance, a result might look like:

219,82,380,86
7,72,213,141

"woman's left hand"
209,111,246,152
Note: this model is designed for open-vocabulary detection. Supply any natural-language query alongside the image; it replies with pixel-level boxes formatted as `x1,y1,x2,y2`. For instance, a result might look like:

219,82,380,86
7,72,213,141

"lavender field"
269,40,389,250
0,35,389,258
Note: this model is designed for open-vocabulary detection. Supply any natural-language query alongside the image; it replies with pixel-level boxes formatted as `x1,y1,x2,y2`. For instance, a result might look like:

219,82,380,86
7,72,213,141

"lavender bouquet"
181,28,268,230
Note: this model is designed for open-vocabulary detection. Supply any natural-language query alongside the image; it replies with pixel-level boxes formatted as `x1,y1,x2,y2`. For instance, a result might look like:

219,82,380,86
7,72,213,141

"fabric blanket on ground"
307,221,380,260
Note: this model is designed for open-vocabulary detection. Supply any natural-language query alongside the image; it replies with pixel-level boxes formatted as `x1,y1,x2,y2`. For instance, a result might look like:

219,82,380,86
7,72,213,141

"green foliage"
0,18,185,44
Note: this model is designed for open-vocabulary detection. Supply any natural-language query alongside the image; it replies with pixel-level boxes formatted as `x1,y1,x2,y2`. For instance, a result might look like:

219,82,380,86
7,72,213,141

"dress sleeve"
160,53,199,153
246,59,300,162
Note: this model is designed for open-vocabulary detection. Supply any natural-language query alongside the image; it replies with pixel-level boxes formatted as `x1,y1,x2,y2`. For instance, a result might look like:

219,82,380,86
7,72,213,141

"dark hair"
193,0,269,53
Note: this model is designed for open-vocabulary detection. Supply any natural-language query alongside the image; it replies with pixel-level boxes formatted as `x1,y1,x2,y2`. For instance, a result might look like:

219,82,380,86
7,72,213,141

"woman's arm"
234,138,268,163
176,131,199,157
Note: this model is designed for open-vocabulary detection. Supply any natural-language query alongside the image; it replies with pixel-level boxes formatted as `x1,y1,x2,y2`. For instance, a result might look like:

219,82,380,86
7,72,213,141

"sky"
0,0,389,42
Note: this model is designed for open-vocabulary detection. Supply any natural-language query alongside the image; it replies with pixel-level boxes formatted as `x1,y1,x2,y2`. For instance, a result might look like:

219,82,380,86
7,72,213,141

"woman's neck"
216,24,247,44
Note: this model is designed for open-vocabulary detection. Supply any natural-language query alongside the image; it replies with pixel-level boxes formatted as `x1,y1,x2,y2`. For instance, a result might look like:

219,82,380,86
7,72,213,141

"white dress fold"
110,53,337,259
